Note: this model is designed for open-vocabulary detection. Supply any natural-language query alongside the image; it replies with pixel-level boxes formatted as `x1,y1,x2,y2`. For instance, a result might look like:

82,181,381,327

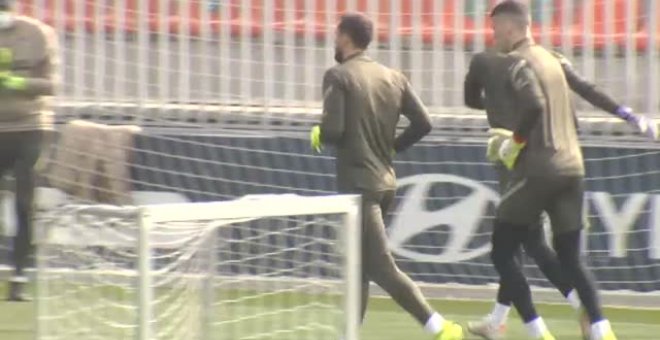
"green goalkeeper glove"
310,125,322,153
0,48,27,91
486,128,513,163
498,136,526,170
0,73,27,91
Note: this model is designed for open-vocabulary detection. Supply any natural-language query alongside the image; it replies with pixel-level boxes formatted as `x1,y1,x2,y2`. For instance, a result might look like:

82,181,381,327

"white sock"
424,312,445,334
10,276,27,283
566,290,581,310
524,317,549,338
490,303,511,326
591,320,613,339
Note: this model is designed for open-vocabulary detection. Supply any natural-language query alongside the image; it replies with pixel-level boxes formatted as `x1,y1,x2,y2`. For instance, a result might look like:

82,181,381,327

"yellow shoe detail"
539,330,556,340
435,320,464,340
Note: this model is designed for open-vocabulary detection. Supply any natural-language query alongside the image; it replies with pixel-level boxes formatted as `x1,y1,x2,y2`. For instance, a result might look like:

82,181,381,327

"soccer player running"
310,13,463,340
464,48,578,340
481,1,654,339
0,0,58,301
464,12,658,340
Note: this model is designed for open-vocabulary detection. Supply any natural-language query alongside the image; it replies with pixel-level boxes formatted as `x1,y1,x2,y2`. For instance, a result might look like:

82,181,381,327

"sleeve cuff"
615,106,633,120
513,134,527,144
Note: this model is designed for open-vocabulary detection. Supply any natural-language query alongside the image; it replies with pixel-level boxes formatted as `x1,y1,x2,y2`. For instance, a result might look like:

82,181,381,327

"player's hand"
630,115,658,140
0,48,26,91
498,137,526,170
310,125,322,153
486,128,513,162
617,107,659,140
0,74,27,91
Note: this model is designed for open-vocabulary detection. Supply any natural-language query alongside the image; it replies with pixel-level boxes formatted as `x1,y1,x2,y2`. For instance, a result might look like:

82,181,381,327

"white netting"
35,195,361,340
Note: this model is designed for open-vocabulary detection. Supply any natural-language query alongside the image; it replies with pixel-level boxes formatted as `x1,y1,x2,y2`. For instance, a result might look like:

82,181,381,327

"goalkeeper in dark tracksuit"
0,0,58,301
310,13,464,340
464,45,657,340
481,1,655,339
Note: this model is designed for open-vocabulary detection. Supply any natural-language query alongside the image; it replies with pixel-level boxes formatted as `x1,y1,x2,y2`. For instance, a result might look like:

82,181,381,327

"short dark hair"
490,0,530,22
337,12,373,49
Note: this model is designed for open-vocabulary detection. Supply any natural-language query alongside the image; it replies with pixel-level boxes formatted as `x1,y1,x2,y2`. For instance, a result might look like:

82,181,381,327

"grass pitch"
0,284,658,339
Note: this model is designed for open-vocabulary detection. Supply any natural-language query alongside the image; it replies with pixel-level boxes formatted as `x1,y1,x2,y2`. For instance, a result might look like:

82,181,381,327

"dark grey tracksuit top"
319,52,431,193
465,41,624,178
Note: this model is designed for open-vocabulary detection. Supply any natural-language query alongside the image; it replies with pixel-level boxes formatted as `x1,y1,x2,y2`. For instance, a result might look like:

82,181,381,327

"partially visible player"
486,1,623,339
310,12,463,340
464,50,577,340
0,0,58,301
464,36,657,340
467,52,658,142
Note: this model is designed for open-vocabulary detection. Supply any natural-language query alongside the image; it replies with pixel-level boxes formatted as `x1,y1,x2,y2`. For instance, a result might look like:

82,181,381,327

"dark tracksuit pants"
0,131,43,278
493,165,573,305
492,174,603,323
358,190,434,325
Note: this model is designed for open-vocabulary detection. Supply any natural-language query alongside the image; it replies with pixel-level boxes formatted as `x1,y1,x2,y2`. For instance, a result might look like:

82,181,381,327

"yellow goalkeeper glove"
0,74,27,91
498,136,526,170
486,128,513,163
0,48,27,91
310,125,322,153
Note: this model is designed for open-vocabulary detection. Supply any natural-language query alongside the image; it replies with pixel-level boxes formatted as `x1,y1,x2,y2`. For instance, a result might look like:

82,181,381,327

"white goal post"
34,194,362,340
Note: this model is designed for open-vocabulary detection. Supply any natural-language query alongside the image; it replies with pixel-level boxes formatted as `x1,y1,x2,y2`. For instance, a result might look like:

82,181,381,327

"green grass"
1,284,659,339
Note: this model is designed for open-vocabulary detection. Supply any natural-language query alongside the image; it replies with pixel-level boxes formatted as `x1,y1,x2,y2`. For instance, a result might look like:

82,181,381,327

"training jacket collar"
342,51,369,63
511,37,533,51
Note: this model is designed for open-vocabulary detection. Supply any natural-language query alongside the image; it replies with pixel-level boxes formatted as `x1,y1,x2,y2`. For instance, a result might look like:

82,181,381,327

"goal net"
35,194,362,340
0,0,657,324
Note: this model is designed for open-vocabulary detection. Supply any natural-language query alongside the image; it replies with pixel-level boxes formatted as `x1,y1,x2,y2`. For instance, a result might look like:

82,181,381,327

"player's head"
490,1,531,51
335,12,373,63
0,0,16,29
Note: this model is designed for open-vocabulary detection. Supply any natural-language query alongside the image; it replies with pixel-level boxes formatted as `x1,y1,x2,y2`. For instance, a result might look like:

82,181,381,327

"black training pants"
494,165,572,304
491,175,603,323
0,130,43,278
